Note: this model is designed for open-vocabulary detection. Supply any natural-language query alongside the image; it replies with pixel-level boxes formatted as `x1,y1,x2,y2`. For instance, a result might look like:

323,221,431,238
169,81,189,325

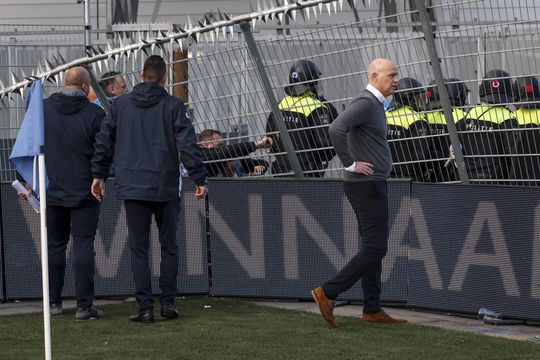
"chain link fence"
1,0,540,185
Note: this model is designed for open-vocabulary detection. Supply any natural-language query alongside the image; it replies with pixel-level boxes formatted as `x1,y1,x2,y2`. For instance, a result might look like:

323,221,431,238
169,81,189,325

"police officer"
456,69,518,182
386,77,432,181
266,59,338,177
510,75,540,185
425,78,469,182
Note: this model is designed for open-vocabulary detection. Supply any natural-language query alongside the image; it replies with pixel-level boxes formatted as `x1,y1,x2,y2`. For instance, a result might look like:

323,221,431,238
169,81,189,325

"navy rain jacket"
91,82,207,201
44,92,105,207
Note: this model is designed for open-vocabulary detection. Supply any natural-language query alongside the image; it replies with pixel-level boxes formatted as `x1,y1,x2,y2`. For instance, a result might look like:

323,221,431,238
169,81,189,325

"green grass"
0,296,538,360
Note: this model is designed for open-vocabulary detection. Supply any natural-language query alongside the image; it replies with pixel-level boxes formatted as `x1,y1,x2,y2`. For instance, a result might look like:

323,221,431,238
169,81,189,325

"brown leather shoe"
311,287,338,327
362,311,407,324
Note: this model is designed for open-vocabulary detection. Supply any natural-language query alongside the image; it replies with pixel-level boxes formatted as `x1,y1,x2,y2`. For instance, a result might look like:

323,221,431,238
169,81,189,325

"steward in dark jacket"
45,89,105,206
91,55,207,323
91,79,207,200
41,67,106,319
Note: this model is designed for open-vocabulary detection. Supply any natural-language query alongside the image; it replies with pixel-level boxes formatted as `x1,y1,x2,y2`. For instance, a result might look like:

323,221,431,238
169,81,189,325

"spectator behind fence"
456,69,518,181
510,75,540,185
87,71,128,108
98,71,128,105
311,58,406,327
15,67,106,320
91,55,208,323
198,129,273,177
266,59,337,177
385,77,432,181
425,78,469,182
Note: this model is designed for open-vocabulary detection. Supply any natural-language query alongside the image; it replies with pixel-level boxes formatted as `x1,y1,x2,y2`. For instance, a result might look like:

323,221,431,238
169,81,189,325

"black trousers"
47,202,100,308
322,180,388,314
124,199,181,311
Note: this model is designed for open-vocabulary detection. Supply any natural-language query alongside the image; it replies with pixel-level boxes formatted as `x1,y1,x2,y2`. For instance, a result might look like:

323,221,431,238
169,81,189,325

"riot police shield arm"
318,96,340,120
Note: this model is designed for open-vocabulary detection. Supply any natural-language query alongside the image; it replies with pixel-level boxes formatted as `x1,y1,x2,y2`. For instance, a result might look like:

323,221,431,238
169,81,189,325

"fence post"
80,0,112,113
239,21,304,178
414,0,469,185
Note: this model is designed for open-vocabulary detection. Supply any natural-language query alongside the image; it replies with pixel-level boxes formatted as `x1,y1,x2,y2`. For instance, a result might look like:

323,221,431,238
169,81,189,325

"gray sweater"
329,90,392,181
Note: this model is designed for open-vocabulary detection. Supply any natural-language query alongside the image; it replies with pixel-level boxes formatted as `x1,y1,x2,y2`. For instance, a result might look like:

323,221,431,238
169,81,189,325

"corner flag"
9,79,52,360
9,79,48,195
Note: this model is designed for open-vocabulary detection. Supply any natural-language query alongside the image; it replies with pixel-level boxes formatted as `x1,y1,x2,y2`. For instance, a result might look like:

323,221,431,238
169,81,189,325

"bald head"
65,67,90,94
367,58,399,97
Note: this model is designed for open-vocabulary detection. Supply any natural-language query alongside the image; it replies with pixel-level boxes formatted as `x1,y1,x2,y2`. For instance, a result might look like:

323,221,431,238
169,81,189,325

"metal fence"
1,0,540,185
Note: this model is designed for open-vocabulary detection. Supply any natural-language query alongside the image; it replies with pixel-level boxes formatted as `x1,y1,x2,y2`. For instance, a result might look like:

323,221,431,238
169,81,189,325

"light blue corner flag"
9,80,48,196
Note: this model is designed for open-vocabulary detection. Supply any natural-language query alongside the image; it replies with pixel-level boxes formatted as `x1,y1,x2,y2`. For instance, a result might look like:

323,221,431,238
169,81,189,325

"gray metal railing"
1,1,540,185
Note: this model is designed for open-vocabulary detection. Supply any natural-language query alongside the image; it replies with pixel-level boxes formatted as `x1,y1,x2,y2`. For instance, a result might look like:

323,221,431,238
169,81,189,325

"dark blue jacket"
44,92,105,207
91,82,207,201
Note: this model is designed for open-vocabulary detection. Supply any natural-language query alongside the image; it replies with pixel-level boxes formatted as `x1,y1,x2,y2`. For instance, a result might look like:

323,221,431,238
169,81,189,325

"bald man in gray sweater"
311,58,407,327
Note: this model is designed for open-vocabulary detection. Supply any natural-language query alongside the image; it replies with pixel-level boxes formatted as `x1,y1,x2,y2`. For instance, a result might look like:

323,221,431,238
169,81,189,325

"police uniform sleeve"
408,119,432,161
266,111,284,155
501,116,520,154
308,106,336,165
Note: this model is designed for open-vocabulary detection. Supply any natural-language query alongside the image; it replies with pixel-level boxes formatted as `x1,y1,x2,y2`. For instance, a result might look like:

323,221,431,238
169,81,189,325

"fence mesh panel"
1,1,540,185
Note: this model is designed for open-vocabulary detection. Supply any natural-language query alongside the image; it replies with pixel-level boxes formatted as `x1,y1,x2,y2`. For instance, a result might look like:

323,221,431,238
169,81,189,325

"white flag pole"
38,153,52,360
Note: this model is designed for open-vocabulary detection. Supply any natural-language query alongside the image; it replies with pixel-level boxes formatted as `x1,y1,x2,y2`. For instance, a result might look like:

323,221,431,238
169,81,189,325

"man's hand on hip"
354,161,375,176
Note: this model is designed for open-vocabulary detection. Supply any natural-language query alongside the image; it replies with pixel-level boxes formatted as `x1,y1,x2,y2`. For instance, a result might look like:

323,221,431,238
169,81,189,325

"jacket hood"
130,82,168,108
49,93,89,115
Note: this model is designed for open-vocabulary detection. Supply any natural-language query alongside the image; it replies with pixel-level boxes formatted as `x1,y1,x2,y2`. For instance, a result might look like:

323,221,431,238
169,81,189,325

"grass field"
0,296,538,360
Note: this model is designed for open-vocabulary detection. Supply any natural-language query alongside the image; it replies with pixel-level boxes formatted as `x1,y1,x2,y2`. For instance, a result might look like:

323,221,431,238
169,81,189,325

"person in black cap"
266,59,338,177
425,78,469,182
510,75,540,185
455,69,518,182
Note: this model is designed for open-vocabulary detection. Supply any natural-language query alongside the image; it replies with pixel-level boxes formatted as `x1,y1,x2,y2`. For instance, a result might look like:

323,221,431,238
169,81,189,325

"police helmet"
479,69,513,104
426,78,469,110
284,59,322,96
393,77,426,111
512,75,540,108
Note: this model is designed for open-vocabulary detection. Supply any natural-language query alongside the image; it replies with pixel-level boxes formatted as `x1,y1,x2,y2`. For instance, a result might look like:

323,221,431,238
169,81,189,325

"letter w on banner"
9,79,48,194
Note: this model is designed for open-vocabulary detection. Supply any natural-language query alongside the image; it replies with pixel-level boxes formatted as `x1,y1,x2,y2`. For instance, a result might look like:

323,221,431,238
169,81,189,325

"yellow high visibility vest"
426,108,466,125
278,95,326,117
386,106,425,130
515,108,540,126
